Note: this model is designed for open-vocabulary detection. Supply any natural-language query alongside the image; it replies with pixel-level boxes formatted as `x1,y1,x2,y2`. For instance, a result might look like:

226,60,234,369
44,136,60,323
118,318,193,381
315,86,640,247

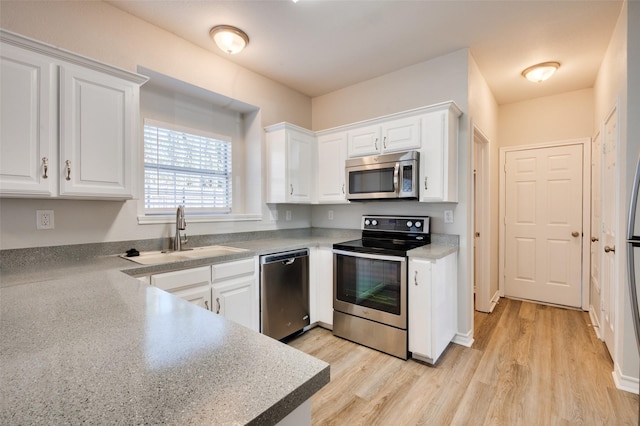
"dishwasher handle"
260,248,309,265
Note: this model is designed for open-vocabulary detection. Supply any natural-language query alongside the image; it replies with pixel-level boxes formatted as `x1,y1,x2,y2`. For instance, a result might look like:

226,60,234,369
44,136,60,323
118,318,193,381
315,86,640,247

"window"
143,119,232,214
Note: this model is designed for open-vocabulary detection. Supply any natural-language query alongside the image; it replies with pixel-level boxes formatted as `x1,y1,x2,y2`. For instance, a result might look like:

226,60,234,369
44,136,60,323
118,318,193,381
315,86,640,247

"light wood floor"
288,298,639,425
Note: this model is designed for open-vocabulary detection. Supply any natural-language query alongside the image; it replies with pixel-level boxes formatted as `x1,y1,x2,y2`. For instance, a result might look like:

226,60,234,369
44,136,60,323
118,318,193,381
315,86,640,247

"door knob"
604,245,616,253
591,236,599,242
571,231,580,237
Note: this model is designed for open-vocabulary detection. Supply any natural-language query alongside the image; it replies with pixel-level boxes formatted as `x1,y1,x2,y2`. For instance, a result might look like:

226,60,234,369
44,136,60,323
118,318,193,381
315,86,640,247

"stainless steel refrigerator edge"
260,249,310,341
626,154,640,423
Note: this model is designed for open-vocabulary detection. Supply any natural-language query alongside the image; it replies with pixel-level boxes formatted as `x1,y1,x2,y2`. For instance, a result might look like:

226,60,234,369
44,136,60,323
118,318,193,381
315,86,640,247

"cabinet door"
171,285,212,311
315,247,334,326
420,109,458,202
316,132,347,203
212,276,256,330
151,266,212,311
408,258,433,359
420,111,446,201
348,124,381,157
59,64,136,198
287,129,314,203
0,45,56,196
381,116,421,153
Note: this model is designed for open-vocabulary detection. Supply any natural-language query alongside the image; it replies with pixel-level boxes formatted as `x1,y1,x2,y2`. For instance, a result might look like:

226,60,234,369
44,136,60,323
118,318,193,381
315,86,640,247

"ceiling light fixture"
521,62,560,83
210,25,249,54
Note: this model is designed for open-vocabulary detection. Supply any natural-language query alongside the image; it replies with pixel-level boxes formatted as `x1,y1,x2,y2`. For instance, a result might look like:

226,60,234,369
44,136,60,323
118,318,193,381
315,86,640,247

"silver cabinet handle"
414,270,418,286
216,297,220,314
42,157,48,179
604,245,616,253
424,176,428,190
290,184,293,196
591,237,599,242
572,231,580,238
342,183,345,194
65,160,71,181
374,138,378,150
204,300,209,310
383,136,387,149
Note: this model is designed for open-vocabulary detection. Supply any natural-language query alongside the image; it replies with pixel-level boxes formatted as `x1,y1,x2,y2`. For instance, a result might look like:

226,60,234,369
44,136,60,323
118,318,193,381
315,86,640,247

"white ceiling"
107,0,623,105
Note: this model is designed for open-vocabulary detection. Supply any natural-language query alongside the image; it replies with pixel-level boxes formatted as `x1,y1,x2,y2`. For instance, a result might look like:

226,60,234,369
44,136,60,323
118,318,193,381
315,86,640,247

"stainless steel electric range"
332,215,430,359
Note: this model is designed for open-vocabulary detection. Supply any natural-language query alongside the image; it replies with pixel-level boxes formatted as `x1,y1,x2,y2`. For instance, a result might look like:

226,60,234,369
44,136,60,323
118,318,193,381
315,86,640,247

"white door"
504,144,584,307
602,106,618,356
590,131,603,337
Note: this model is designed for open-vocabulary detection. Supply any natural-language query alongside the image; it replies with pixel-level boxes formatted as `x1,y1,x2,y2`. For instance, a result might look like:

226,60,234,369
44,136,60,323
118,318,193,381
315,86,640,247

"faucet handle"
181,233,188,245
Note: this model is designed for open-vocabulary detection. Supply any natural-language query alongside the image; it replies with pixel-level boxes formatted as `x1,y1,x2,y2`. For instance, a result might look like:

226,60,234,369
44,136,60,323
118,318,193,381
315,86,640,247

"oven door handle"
333,249,406,262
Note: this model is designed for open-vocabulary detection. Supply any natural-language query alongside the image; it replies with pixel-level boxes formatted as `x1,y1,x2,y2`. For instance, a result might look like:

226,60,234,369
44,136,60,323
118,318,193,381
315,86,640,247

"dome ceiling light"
210,25,249,54
521,61,560,83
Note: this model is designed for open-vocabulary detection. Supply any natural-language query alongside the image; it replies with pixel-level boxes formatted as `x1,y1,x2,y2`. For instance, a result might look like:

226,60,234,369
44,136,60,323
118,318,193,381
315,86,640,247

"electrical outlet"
444,210,454,224
328,210,334,220
286,210,292,221
36,210,54,230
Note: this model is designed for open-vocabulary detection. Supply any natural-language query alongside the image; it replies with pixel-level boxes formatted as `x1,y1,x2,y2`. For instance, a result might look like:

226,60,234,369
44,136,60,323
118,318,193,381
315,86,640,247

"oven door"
333,249,407,329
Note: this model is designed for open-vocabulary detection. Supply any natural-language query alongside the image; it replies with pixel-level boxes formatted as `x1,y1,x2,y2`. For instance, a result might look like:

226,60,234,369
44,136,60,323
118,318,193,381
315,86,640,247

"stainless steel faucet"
174,205,188,251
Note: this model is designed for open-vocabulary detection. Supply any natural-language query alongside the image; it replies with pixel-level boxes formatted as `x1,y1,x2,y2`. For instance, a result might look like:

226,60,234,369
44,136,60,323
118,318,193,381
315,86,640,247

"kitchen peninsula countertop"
0,230,458,424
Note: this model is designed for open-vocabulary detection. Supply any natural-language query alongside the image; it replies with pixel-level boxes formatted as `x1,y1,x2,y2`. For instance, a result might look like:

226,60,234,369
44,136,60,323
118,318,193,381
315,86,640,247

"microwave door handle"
394,163,400,194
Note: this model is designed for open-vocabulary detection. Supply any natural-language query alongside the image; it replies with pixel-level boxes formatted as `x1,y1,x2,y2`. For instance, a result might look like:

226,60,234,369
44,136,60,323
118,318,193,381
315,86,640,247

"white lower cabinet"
309,246,334,327
408,252,457,364
149,258,258,331
212,258,258,331
151,266,212,311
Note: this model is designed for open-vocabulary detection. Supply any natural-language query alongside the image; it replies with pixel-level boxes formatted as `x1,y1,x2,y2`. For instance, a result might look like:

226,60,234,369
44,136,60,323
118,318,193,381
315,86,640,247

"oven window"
335,255,401,315
349,168,395,193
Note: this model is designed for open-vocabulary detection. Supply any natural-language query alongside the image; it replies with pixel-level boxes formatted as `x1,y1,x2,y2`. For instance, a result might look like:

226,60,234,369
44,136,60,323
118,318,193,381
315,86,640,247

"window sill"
137,213,263,225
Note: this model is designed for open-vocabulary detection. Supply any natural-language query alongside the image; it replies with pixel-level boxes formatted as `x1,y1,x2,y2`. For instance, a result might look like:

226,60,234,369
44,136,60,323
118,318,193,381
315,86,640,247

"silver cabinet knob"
591,236,599,242
571,231,580,238
604,245,616,253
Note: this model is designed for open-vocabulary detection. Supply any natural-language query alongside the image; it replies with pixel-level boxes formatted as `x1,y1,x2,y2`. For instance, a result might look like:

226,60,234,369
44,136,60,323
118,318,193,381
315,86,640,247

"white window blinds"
143,120,232,213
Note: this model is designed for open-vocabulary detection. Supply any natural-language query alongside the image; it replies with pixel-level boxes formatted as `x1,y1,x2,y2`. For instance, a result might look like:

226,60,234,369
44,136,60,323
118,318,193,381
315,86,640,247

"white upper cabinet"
265,102,461,205
58,64,137,198
265,123,315,203
419,103,461,202
0,30,147,199
347,115,421,158
0,44,57,196
316,131,348,203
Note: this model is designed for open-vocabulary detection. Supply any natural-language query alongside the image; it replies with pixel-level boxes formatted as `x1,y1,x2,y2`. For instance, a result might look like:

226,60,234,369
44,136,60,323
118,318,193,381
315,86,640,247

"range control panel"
361,215,430,234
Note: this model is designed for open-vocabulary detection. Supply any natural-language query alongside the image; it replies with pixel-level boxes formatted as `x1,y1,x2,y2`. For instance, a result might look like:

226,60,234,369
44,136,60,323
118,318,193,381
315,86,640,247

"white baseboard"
612,362,640,395
453,329,474,347
588,305,604,341
489,292,500,313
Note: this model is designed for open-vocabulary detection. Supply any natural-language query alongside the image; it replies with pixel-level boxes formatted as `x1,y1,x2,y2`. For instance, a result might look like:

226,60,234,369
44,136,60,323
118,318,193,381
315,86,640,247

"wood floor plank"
288,298,639,425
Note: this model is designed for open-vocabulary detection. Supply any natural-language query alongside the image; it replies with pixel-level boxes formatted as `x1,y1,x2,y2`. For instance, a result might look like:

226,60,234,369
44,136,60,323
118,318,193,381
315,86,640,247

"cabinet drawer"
212,258,254,281
151,266,211,291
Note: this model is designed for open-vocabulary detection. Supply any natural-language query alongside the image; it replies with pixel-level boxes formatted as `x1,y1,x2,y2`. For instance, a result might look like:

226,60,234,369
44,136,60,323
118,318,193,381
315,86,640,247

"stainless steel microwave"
345,151,419,201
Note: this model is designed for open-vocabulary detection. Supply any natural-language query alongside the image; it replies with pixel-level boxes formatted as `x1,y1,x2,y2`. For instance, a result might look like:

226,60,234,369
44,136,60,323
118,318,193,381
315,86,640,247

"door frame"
499,138,592,310
472,123,494,312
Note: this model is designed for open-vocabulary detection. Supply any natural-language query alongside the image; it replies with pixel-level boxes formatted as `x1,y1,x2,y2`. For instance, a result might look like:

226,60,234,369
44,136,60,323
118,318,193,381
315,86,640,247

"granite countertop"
0,230,458,424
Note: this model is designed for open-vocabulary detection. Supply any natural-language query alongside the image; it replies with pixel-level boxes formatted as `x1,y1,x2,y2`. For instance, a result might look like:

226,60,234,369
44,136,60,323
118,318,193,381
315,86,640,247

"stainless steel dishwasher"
260,249,310,341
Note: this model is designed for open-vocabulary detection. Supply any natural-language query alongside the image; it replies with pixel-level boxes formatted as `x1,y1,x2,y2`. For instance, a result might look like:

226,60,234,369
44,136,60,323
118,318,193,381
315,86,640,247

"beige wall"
467,53,500,312
312,49,469,131
0,1,313,249
498,89,595,148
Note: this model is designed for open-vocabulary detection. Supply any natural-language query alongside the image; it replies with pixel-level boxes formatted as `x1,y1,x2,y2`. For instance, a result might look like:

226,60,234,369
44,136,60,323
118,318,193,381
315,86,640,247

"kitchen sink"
120,245,249,265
